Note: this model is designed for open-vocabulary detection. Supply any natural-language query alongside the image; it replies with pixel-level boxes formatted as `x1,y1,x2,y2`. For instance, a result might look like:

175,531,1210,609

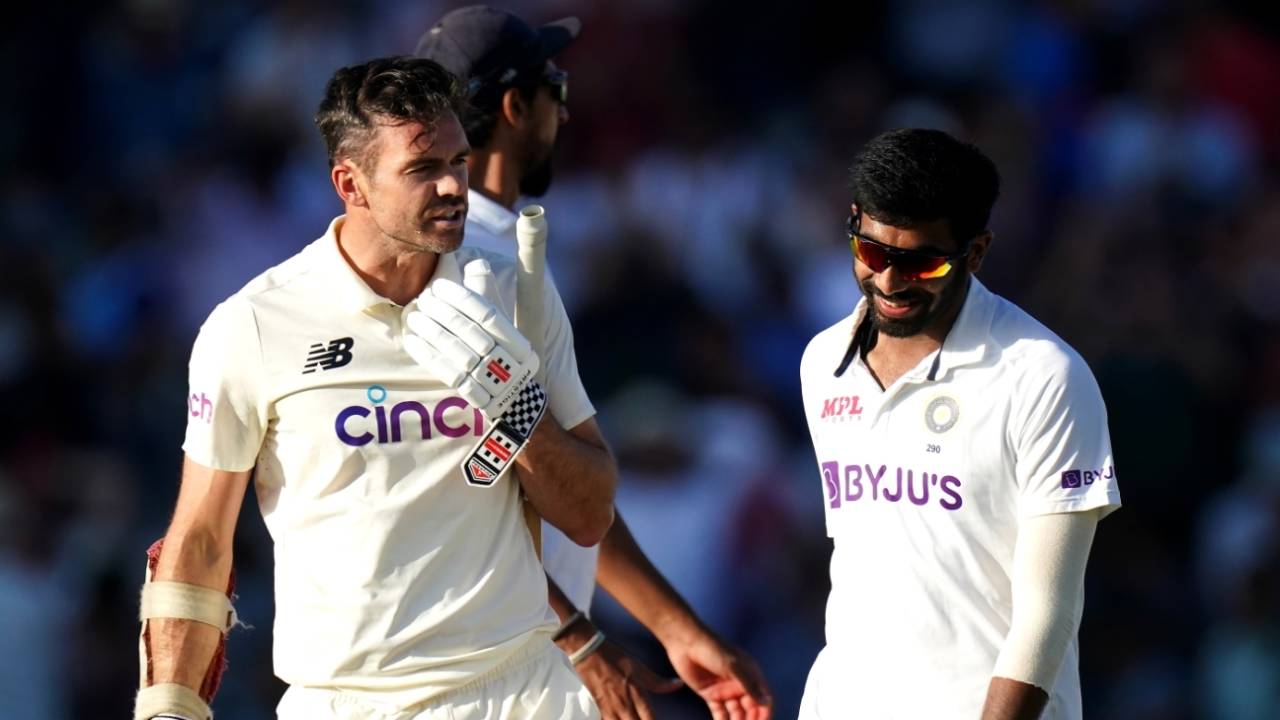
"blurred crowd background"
3,0,1280,718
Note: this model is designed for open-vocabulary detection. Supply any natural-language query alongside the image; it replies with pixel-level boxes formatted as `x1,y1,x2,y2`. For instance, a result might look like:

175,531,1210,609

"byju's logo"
817,460,963,511
822,461,842,509
303,337,355,374
1061,466,1114,489
335,385,485,446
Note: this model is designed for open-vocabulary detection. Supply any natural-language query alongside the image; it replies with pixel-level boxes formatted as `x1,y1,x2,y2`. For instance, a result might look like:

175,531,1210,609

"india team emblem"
925,396,960,434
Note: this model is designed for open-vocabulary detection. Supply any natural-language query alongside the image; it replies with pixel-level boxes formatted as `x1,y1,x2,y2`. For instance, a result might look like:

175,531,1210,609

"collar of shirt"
315,215,463,315
835,277,997,381
466,189,517,238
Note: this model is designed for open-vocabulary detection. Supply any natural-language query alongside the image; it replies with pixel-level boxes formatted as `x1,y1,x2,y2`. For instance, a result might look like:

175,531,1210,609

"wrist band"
552,610,586,641
568,630,606,665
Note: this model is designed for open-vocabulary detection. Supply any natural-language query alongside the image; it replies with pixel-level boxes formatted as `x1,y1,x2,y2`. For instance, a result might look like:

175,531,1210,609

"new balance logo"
303,337,355,374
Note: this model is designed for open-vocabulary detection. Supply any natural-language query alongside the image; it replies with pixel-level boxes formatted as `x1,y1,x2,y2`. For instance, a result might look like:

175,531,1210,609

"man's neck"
468,149,520,210
337,215,439,306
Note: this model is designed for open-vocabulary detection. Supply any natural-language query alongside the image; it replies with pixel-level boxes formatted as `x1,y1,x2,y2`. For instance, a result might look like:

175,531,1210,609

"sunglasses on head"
846,212,970,282
542,69,568,104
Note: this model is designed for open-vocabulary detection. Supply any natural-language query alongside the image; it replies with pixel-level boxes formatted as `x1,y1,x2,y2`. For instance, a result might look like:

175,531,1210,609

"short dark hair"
849,128,1001,245
315,56,468,169
460,70,542,149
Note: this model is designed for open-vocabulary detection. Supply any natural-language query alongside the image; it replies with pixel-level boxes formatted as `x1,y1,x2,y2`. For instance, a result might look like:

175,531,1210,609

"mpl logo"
335,385,485,446
820,395,864,422
188,392,213,423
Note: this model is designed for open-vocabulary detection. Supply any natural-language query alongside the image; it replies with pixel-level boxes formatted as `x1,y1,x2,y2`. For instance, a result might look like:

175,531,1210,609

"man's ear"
331,158,369,208
967,231,993,273
500,87,528,130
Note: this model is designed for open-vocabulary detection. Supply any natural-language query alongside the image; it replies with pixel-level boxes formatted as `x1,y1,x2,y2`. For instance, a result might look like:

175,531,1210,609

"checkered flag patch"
503,382,547,438
461,380,547,487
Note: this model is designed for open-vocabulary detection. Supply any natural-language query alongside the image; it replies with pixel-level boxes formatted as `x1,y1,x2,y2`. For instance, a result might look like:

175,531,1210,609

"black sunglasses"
846,213,970,282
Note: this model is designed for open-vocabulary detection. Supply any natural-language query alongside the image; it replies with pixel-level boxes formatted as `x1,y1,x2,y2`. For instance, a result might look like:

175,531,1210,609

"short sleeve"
182,297,269,471
538,273,595,430
1012,350,1121,518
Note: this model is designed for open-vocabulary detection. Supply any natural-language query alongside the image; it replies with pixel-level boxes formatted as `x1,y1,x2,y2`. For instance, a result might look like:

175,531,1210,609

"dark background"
2,1,1278,718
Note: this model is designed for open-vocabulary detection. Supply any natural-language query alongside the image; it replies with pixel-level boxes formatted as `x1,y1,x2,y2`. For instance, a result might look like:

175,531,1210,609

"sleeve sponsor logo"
1061,466,1115,489
188,392,213,423
818,460,963,511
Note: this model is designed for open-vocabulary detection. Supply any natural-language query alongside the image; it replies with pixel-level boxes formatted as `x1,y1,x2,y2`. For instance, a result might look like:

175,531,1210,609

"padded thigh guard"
136,538,238,720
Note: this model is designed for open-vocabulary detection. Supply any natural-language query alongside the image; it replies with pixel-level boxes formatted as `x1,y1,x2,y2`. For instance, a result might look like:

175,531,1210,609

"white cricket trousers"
276,638,599,720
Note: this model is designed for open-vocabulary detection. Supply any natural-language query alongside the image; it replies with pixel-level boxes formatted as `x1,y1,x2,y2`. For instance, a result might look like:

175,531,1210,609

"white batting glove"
404,278,540,421
403,277,550,487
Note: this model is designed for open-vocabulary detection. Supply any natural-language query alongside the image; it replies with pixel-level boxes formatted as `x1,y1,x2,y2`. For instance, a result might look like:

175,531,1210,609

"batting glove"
404,278,540,420
403,277,549,486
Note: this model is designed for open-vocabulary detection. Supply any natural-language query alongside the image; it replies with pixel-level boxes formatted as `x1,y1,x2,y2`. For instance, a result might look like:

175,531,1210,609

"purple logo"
821,461,841,508
188,391,212,423
335,385,485,446
817,460,963,511
1061,466,1114,488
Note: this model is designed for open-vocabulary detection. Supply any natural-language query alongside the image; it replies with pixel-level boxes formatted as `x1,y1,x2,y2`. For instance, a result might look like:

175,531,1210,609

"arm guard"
135,538,238,720
991,509,1100,691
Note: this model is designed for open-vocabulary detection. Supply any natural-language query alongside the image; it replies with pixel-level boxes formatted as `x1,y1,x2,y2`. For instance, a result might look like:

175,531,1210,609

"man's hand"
555,609,686,717
403,277,539,420
574,639,683,720
664,627,772,720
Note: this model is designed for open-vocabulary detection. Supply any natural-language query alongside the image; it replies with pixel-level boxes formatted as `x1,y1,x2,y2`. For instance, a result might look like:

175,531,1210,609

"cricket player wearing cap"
417,7,773,720
798,129,1121,719
135,56,618,720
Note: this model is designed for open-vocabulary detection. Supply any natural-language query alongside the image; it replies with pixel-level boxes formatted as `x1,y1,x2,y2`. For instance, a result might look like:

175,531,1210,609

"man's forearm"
596,515,702,644
516,418,617,546
147,528,234,690
981,677,1048,720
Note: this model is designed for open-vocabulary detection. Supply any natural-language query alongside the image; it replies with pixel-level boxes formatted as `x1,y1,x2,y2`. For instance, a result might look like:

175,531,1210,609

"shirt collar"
834,276,995,380
316,215,464,314
466,189,517,237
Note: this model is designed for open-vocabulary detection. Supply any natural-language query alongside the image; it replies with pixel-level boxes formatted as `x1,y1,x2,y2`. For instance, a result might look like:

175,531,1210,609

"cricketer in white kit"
135,57,617,720
799,129,1120,720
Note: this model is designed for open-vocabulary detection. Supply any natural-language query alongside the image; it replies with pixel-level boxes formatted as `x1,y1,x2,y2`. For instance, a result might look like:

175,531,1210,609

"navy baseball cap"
415,5,580,95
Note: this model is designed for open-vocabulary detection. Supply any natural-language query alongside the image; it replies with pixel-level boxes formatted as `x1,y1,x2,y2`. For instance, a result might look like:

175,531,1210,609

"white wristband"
134,683,211,720
568,630,606,665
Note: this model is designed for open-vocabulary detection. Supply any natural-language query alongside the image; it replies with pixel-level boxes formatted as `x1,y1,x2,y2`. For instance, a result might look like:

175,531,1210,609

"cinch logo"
188,392,213,423
335,385,484,447
304,337,355,374
820,460,963,511
820,395,863,421
1061,466,1114,489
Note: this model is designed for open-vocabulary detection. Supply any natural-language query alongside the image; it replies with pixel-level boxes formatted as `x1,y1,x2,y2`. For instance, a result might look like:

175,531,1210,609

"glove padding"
404,278,540,421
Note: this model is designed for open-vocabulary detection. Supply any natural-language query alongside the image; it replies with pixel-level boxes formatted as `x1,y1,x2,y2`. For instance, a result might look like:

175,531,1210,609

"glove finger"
461,258,495,297
431,279,533,362
404,311,483,373
402,334,469,387
418,296,496,357
456,377,493,412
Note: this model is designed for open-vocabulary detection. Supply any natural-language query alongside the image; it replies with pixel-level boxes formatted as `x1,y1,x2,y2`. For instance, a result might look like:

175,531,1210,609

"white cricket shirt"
181,216,595,708
465,189,602,615
798,278,1120,720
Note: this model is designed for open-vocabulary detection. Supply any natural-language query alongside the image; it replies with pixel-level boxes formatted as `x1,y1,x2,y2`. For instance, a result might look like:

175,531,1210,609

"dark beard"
860,270,969,338
519,153,554,197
